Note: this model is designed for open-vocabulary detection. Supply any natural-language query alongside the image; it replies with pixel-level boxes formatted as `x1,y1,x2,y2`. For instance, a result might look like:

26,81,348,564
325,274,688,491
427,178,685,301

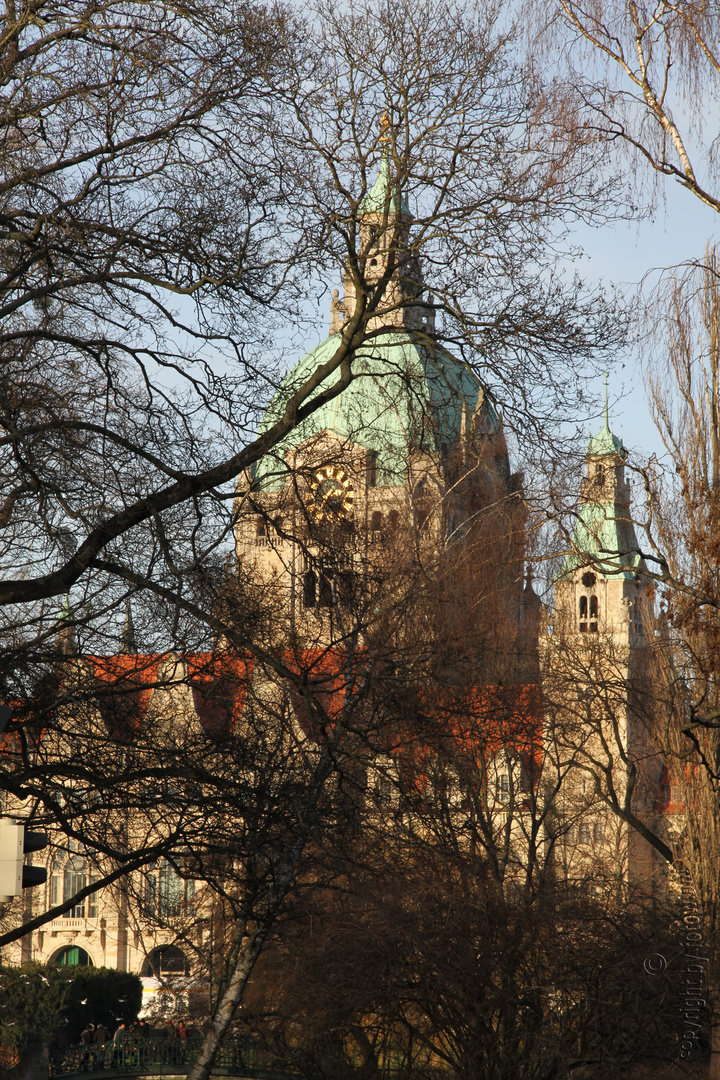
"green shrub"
0,964,69,1049
0,964,142,1048
64,967,142,1042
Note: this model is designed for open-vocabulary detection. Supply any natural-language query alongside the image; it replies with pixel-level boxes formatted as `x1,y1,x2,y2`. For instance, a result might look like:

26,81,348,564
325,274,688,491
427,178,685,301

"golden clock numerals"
306,465,355,521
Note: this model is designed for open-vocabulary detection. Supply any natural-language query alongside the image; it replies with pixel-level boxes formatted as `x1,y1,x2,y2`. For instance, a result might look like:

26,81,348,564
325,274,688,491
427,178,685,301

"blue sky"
572,181,718,466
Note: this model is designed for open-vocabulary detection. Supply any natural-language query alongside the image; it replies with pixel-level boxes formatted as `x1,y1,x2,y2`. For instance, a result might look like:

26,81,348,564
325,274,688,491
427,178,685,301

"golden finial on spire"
379,110,391,143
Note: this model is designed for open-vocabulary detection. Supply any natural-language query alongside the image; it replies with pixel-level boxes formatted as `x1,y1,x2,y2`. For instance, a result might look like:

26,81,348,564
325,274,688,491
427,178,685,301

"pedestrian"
79,1023,94,1071
112,1021,127,1066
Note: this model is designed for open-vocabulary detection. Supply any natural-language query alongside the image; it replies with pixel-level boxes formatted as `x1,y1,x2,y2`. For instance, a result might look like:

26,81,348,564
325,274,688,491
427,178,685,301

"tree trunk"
16,1042,48,1080
185,921,270,1080
186,752,333,1080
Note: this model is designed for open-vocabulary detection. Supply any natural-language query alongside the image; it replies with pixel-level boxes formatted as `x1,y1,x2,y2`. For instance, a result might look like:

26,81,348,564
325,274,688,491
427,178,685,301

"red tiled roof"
186,653,254,738
87,655,160,743
283,648,358,737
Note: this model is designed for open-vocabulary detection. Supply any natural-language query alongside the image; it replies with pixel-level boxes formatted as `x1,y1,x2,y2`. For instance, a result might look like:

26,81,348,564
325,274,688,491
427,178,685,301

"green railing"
52,1037,294,1078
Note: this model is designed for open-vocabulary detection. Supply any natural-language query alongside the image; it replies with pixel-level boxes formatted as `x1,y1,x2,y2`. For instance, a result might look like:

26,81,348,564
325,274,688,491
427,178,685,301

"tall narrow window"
88,876,98,918
579,595,588,632
413,482,431,530
589,595,599,632
371,510,383,532
497,774,510,804
318,570,333,607
50,857,63,907
158,860,184,918
303,569,317,609
64,856,88,918
366,450,378,488
145,871,157,916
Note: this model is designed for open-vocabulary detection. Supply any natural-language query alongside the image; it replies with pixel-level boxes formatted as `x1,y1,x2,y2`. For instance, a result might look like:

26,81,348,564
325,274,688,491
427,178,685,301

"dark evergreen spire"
56,594,78,656
119,600,137,654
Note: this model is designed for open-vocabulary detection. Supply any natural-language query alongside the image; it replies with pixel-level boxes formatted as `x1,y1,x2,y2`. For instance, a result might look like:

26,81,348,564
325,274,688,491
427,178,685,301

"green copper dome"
561,504,641,580
253,331,498,489
586,420,623,457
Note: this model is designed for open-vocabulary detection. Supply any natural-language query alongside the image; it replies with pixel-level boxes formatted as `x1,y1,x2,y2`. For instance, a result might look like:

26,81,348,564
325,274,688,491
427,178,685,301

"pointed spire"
120,600,137,654
379,109,391,145
359,111,411,217
586,372,623,457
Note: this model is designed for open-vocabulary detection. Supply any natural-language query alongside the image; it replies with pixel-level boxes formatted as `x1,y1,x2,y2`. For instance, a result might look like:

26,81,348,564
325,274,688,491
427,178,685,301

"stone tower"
542,394,666,894
234,123,529,672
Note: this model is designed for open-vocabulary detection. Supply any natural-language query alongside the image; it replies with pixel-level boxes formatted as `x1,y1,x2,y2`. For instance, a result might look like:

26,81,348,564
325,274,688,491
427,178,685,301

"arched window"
53,946,92,966
144,860,194,919
318,570,333,607
579,594,599,633
50,850,98,919
413,482,432,531
388,509,400,531
589,594,599,632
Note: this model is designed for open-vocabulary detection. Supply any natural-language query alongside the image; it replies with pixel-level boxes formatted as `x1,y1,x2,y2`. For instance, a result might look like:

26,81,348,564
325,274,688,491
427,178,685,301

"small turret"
555,378,647,641
56,594,78,657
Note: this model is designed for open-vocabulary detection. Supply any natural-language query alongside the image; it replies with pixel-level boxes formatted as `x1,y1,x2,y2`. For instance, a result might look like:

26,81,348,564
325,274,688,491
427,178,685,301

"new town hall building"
1,147,675,1014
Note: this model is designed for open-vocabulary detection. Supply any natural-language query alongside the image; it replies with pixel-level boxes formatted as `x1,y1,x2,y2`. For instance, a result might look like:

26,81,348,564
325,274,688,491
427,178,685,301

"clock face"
306,465,355,522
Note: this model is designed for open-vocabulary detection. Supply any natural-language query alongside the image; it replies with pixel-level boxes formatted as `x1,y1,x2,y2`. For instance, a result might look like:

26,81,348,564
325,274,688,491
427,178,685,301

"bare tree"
634,249,720,1078
0,0,634,1076
531,0,720,214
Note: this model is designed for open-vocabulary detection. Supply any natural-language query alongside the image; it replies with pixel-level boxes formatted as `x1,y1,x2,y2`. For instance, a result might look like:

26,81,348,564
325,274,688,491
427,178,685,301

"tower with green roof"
236,120,530,656
554,382,648,643
542,391,667,893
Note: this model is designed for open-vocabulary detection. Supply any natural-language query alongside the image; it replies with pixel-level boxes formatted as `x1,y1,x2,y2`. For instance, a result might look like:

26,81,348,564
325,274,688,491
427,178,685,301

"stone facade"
0,149,679,1006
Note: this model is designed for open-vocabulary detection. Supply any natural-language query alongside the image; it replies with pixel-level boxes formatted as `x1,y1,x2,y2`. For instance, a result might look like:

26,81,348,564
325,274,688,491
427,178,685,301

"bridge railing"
52,1036,292,1077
